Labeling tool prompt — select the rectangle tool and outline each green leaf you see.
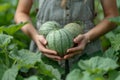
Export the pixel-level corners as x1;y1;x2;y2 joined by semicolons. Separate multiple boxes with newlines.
110;34;120;51
66;69;105;80
115;76;120;80
78;56;119;73
108;70;120;80
0;3;11;12
66;69;82;80
0;22;28;35
0;34;13;47
113;25;120;34
24;76;38;80
41;56;64;74
7;43;17;51
117;0;120;9
82;71;104;80
0;26;4;33
2;65;18;80
0;64;7;80
105;31;116;40
4;22;28;35
100;36;110;50
9;49;41;69
12;39;27;49
103;47;119;61
37;61;61;80
109;16;120;25
16;75;24;80
13;31;30;48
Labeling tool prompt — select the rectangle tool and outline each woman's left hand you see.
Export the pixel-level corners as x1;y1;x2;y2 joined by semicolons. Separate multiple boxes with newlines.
63;34;90;59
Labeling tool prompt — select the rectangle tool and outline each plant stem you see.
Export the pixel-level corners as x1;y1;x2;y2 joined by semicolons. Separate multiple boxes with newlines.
4;46;10;67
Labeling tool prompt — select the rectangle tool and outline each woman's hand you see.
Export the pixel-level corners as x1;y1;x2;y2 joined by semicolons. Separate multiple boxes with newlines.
63;34;89;59
34;34;62;61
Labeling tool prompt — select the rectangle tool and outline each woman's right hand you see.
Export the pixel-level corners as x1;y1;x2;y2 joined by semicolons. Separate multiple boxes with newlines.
34;34;62;61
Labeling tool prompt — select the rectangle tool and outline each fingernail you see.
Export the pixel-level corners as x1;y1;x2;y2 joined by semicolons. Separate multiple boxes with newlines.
74;39;77;43
44;41;47;44
74;38;76;41
64;56;67;59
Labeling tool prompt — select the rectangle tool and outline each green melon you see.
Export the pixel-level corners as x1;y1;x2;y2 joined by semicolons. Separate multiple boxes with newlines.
64;23;83;37
46;29;74;57
39;21;61;37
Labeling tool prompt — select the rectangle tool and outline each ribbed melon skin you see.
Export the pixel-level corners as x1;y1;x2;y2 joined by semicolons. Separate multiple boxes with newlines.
64;23;83;37
39;21;61;37
46;29;74;57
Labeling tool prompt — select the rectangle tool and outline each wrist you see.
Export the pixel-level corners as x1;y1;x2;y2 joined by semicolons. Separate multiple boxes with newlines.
83;33;91;44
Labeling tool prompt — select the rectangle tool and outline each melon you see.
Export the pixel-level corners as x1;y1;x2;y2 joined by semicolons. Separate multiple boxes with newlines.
64;23;83;37
39;21;83;57
46;29;74;57
39;21;61;37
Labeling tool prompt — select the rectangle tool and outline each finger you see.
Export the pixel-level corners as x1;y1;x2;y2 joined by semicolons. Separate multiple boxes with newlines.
44;53;62;61
38;46;57;55
38;35;47;45
40;47;57;55
67;46;84;53
68;38;87;53
37;40;57;55
74;35;84;43
64;51;82;59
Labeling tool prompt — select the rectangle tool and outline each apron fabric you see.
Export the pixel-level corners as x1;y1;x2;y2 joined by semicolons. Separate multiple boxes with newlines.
30;0;103;77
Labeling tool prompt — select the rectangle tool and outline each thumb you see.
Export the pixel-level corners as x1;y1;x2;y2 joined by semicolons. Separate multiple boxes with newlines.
39;35;47;45
74;35;84;43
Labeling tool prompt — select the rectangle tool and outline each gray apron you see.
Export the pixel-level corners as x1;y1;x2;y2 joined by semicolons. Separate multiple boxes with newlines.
30;0;103;73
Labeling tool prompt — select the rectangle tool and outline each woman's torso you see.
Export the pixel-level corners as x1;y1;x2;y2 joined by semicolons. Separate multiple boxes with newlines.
30;0;102;63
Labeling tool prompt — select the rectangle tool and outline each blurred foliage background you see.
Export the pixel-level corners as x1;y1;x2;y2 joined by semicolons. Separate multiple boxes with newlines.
0;0;18;26
0;0;36;49
0;0;37;26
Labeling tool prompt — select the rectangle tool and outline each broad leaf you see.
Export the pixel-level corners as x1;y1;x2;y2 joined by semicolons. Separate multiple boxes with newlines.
66;69;104;80
4;22;28;35
16;75;24;80
109;16;120;25
115;76;120;80
0;34;13;47
66;69;82;80
1;22;28;35
41;55;64;74
78;56;119;73
0;64;7;80
12;39;27;49
103;47;119;61
0;26;4;33
105;31;116;40
82;71;104;80
7;43;17;51
37;61;61;80
2;65;18;80
0;3;11;12
108;70;120;80
9;49;41;68
110;34;120;51
117;0;120;9
24;76;38;80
